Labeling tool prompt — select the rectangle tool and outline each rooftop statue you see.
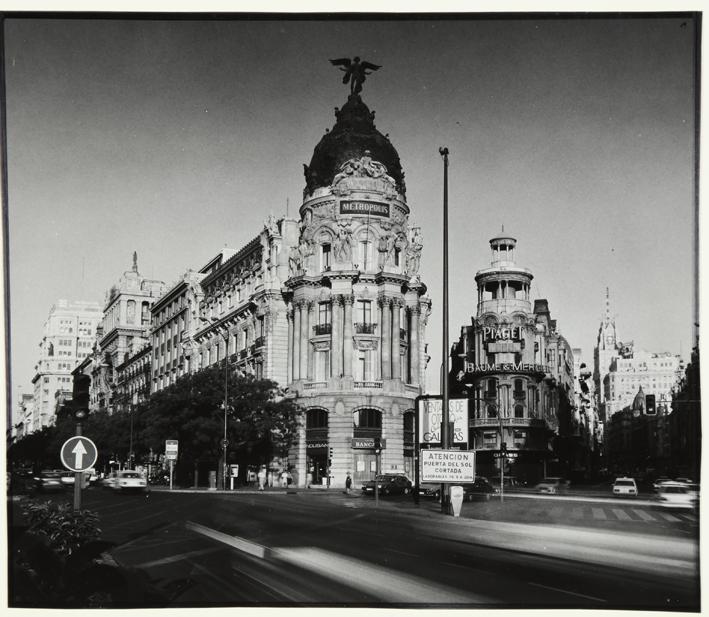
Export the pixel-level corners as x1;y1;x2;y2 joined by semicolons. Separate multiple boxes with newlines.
330;57;381;95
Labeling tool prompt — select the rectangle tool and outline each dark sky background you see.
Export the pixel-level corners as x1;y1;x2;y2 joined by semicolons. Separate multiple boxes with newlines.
4;15;697;403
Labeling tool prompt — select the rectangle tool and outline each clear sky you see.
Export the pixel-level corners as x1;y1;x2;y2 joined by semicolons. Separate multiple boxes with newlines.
4;14;697;406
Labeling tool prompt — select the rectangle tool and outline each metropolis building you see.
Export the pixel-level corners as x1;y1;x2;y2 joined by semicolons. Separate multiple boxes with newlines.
193;92;431;489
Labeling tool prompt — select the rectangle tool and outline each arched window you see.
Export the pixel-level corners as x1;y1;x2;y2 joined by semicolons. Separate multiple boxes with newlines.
514;404;524;418
353;408;382;429
306;409;328;430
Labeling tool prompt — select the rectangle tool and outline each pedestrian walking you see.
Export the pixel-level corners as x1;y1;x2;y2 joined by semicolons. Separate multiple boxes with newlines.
345;472;352;494
257;465;267;491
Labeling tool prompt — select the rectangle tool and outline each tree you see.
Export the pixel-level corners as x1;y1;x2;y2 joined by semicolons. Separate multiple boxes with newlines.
137;365;300;484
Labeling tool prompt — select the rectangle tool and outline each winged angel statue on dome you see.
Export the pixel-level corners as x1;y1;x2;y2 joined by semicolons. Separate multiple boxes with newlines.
330;57;381;95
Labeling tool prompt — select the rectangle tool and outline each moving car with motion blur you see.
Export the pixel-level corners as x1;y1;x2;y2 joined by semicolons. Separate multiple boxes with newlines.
104;470;147;492
534;477;570;494
654;482;698;508
612;477;638;497
361;474;412;496
34;470;65;492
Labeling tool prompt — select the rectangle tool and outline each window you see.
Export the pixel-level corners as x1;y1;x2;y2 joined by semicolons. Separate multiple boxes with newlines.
483;431;497;445
394;248;401;267
319;302;331;325
306;409;328;429
357;349;373;381
358;300;372;324
322;243;331;270
358;240;371;269
486;378;498;398
354;408;381;429
514;404;524;418
487;403;498;419
315;349;330;381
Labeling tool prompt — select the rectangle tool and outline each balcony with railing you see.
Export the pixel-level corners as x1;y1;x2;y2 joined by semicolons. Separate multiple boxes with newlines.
238;348;248;359
353;380;383;389
253;336;265;348
303;381;328;390
313;323;332;336
354;322;377;335
470;417;547;428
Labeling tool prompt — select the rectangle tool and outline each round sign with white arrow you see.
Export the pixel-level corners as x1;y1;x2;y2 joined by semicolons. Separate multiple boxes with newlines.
60;436;98;472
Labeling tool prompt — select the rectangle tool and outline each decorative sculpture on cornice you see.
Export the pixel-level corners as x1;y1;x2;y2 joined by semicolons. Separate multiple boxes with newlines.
264;214;279;237
342;294;355;306
289;237;313;276
333;153;395;185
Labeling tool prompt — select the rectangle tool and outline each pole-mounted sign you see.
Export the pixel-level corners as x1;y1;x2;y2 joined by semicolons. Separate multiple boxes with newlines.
165;439;179;460
60;436;98;472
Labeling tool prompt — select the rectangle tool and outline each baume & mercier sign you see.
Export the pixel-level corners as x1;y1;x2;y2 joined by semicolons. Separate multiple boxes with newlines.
462;361;549;375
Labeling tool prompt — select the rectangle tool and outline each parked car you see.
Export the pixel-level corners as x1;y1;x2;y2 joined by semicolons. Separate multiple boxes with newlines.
34;470;65;492
535;477;570;494
654;482;698;508
612;477;638;497
674;477;693;484
417;482;441;499
104;470;147;492
490;476;521;490
462;477;498;501
361;474;412;496
685;483;700;499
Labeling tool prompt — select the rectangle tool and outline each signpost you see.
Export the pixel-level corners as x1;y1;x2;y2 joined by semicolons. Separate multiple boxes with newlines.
165;440;178;490
60;436;98;511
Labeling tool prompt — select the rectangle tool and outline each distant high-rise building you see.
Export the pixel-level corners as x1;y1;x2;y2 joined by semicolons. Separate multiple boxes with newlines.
593;288;619;422
30;299;102;432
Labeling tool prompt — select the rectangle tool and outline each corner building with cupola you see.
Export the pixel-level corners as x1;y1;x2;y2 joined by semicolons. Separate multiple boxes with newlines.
450;232;575;485
190;92;431;490
287;93;431;489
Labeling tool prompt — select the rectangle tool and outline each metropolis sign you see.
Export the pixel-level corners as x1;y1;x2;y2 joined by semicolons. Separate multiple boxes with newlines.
340;201;390;218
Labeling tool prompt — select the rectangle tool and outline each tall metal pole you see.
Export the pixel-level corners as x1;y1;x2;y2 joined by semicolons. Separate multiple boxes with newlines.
128;405;134;469
73;414;84;511
223;330;229;491
439;147;450;514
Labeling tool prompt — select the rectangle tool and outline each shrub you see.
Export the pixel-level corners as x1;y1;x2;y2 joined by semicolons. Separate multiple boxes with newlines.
21;499;101;556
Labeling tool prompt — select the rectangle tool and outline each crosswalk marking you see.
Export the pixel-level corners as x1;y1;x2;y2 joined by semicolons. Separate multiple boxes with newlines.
571;507;584;518
611;508;632;520
592;508;607;520
632;509;656;522
659;512;681;522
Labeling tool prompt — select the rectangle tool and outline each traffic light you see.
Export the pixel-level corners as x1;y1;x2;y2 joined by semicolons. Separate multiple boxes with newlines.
500;441;507;453
645;394;656;415
72;374;91;414
373;437;381;454
328;446;333;465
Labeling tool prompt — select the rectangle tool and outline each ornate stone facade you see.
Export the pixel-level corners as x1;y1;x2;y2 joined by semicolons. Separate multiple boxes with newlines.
449;232;575;484
286;94;431;489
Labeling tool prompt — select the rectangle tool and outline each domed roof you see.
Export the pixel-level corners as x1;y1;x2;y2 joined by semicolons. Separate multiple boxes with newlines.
303;94;405;196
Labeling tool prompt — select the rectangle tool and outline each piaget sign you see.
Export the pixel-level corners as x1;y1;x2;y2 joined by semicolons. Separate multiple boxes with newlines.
482;325;522;341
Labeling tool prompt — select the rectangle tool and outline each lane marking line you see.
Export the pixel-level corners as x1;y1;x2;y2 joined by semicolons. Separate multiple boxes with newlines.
529;581;606;603
385;548;419;558
185;521;268;559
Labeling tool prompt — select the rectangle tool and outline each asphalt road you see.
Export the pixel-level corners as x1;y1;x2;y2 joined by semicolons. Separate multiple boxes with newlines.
9;487;700;609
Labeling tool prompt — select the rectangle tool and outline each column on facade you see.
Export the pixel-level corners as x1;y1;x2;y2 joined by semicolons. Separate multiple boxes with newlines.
343;295;353;377
286;308;293;383
300;301;310;381
306;303;315;381
330;295;342;378
409;304;420;386
293;302;302;381
392;299;402;380
380;297;391;380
